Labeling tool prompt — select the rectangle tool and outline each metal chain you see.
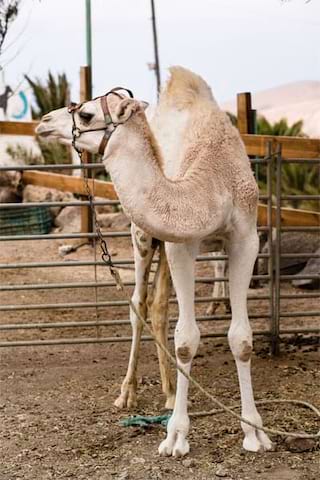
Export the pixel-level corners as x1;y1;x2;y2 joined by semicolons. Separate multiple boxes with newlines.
81;153;121;287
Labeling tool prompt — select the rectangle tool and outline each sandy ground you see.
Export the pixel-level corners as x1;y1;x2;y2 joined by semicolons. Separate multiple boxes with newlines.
0;237;319;480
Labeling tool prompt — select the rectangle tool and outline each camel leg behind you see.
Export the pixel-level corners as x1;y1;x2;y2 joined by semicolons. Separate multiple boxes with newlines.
148;242;176;409
206;250;228;315
114;224;156;408
227;221;272;452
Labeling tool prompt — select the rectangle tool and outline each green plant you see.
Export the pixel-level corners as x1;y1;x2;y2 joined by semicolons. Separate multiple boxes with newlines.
6;143;42;164
256;116;306;137
25;71;70;119
279;163;319;210
255;117;318;210
226;111;237;126
6;139;71;167
23;71;71;166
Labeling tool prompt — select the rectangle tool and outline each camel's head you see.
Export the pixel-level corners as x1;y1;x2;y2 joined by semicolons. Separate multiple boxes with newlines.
35;91;148;155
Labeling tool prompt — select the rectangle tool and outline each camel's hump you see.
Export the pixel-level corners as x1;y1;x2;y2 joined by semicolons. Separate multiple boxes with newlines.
161;66;216;109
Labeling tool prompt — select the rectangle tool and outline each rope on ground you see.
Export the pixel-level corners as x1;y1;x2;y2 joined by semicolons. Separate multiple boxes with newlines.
110;267;320;440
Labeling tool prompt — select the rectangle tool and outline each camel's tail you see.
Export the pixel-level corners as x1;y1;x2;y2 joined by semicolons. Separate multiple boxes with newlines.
160;66;217;109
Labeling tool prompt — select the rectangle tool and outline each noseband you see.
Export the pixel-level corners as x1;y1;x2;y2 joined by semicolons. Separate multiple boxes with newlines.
68;87;134;156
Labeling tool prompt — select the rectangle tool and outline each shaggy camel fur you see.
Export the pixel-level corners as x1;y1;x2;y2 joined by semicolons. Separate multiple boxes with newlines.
36;67;272;456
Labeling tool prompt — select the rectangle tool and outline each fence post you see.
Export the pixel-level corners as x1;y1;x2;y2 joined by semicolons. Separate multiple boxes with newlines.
266;141;275;354
79;66;93;237
237;92;254;134
272;144;282;355
237;92;260;287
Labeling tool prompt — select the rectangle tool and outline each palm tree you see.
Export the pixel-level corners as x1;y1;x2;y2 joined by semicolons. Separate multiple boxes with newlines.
280;161;319;210
256;117;317;210
256;116;306;137
25;71;70;119
24;71;71;165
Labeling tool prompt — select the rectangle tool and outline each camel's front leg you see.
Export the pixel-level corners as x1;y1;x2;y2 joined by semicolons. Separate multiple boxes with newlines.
114;224;155;409
148;242;176;409
159;242;200;457
227;227;272;452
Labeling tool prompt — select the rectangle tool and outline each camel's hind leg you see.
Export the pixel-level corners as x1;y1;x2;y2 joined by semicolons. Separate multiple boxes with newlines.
227;225;272;452
206;251;228;315
114;224;155;409
148;242;175;409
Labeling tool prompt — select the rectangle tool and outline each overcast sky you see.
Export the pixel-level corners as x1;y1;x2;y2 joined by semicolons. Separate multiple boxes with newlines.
2;0;319;105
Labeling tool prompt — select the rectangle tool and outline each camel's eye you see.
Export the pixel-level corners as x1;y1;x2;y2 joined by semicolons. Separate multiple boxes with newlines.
79;111;94;122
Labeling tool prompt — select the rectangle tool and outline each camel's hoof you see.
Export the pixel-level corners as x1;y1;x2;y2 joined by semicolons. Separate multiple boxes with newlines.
243;430;273;452
257;430;274;451
159;434;190;457
114;389;137;409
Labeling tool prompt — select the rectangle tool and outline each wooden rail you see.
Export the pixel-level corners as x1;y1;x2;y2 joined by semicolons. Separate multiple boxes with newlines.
258;204;319;227
22;170;320;227
242;134;320;159
0;121;38;136
22;170;118;200
1;121;319;159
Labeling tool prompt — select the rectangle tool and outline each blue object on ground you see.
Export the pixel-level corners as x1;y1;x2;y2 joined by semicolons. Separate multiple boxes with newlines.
120;414;171;427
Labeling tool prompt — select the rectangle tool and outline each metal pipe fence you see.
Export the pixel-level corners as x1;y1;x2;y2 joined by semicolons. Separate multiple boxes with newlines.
0;144;319;350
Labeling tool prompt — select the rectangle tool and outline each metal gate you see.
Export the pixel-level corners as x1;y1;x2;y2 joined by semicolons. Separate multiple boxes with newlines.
0;144;319;351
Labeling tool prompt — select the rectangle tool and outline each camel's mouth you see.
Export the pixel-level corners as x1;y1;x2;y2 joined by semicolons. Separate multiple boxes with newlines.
35;126;57;138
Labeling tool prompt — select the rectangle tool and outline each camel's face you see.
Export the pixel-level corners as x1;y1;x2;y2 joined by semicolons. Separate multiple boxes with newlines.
36;94;149;155
35;97;108;154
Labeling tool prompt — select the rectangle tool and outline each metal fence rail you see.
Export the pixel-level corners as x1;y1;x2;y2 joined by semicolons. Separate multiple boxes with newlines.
0;145;319;350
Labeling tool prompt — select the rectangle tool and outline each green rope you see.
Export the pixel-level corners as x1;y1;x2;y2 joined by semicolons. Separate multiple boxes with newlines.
120;414;171;427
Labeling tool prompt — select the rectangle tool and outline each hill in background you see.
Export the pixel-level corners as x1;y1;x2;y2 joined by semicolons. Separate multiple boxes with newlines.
222;81;320;138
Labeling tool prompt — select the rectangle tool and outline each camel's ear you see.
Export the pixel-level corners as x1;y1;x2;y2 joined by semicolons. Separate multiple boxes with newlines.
139;101;149;110
114;98;138;123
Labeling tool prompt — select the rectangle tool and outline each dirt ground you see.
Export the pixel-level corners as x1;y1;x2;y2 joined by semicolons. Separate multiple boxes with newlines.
0;237;319;480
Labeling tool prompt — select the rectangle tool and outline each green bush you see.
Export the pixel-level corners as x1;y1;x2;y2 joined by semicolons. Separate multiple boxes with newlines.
6;71;72;167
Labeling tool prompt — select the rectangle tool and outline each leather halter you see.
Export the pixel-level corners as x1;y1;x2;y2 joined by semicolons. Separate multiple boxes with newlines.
68;87;134;156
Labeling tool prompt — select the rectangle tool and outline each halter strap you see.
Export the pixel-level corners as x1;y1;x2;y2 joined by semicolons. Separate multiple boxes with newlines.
68;87;134;156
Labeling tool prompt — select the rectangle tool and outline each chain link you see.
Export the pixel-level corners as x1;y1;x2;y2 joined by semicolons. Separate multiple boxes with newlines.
81;153;120;285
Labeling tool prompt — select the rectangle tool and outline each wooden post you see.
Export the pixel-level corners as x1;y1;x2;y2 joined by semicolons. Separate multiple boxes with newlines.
79;66;93;236
237;92;260;287
237;92;254;134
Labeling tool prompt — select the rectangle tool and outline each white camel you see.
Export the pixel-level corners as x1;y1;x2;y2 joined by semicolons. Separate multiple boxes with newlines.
36;67;272;456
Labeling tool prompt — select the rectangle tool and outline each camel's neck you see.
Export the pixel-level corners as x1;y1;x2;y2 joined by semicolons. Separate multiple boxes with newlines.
103;113;217;242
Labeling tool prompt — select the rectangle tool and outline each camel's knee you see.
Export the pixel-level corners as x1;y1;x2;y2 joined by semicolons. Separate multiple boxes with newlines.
175;325;200;364
130;293;147;326
132;225;153;258
228;324;253;362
